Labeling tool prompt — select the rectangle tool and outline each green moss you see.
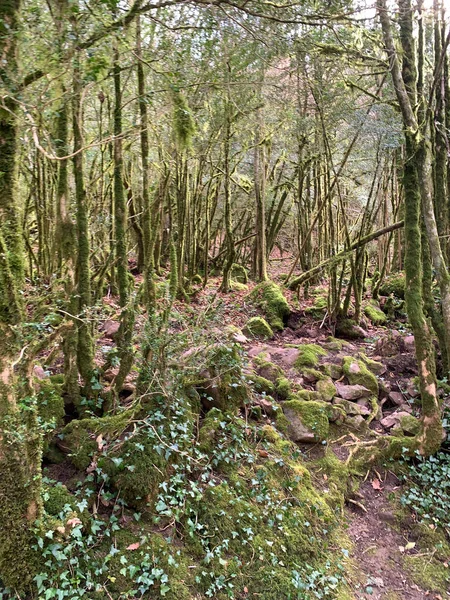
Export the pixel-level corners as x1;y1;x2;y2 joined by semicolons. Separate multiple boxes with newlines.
249;281;290;330
342;357;378;396
294;343;327;369
379;272;406;299
275;409;290;433
43;483;76;517
248;373;275;394
230;263;248;284
294;389;322;401
403;554;449;593
364;300;387;325
359;353;385;375
302;367;323;381
323;337;348;351
36;379;66;454
283;399;329;442
335;318;365;339
399;414;420;435
243;316;274;339
276;376;292;399
305;295;328;316
230;281;248;292
198;408;225;452
322;362;343;380
61;410;133;470
316;377;337;401
255;359;284;382
99;429;171;509
314;450;350;509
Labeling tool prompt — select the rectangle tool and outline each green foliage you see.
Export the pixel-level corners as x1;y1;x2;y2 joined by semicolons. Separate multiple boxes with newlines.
249;281;290;331
400;452;450;535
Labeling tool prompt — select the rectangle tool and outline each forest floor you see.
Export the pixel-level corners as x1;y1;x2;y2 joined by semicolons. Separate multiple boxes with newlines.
174;268;449;599
36;260;450;599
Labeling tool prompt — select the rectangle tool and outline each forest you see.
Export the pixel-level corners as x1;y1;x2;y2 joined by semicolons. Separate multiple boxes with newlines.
2;0;450;597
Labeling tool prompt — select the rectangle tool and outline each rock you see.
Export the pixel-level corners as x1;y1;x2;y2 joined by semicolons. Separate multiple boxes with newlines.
380;411;412;429
253;396;277;416
388;391;405;406
327;405;346;423
364;301;387;325
270;347;300;369
399;414;420;436
335;382;372;400
361;355;386;376
104;367;119;382
243;317;274;340
282;399;329;443
342;357;378;396
334;398;371;416
33;365;48;380
102;320;120;340
345;415;365;429
257;361;284;383
325;363;343;380
335;318;368;340
407;384;419;398
404;335;415;352
248;345;269;358
303;369;322;383
315;377;336;401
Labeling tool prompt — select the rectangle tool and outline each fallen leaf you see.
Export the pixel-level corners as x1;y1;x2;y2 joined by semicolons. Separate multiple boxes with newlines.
67;517;82;527
404;541;416;551
258;449;269;458
323;474;328;481
96;434;104;451
243;587;248;594
126;542;140;551
371;478;382;490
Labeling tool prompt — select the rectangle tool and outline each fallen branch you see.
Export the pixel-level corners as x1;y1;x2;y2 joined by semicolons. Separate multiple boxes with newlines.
288;220;404;290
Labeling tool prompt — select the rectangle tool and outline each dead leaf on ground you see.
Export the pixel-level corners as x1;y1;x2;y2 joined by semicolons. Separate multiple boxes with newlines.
126;542;140;551
371;478;383;490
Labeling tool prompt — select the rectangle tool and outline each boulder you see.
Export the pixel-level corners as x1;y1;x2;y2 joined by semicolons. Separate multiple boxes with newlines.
334;398;371;416
282;399;329;443
335;382;371;400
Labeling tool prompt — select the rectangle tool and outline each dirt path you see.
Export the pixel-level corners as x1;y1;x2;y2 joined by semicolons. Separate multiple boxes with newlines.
345;472;446;600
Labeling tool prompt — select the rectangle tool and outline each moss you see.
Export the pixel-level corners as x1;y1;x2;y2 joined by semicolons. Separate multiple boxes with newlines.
43;483;76;517
305;294;328;316
249;281;290;330
230;263;248;284
294;389;322;401
359;353;385;375
322;362;343;380
230;281;248;292
323;336;348;351
275;409;290;433
248;373;275;394
60;410;133;470
403;553;449;593
335;318;365;339
276;376;292;399
379;272;406;299
283;399;330;442
316;377;337;401
364;300;387;325
294;343;327;369
243;316;274;339
314;450;350;509
99;429;171;509
36;379;65;454
342;356;378;396
255;359;284;382
302;367;323;382
189;344;248;412
399;414;420;436
198;407;225;452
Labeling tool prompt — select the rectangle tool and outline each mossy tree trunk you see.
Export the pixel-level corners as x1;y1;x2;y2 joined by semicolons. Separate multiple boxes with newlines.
72;42;95;394
0;0;43;589
378;0;443;454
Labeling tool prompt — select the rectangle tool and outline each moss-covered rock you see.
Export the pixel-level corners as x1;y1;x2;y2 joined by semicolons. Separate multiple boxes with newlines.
230;263;248;284
359;353;385;376
36;378;66;456
315;377;337;402
247;373;275;394
43;483;76;517
60;410;134;471
282;399;329;443
243;316;274;339
342;357;378;396
255;359;284;383
399;414;420;436
335;318;366;339
276;377;292;399
185;343;248;412
322;362;343;380
294;344;327;369
379;272;405;299
249;281;290;330
305;295;328;316
364;300;387;325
